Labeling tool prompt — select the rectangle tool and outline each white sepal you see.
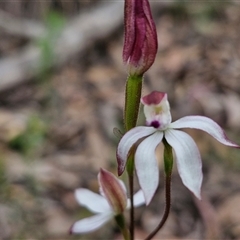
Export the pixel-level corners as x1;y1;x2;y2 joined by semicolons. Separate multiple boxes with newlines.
165;129;202;199
135;132;163;204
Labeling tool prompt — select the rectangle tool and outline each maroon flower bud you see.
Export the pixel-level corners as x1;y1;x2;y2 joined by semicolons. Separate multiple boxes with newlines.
98;168;127;214
123;0;158;75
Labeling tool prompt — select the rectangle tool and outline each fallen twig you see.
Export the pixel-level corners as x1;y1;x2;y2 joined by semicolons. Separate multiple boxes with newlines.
0;2;124;92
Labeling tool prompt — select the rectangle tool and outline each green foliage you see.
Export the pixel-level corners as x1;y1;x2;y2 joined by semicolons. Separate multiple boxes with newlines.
166;1;228;23
0;157;10;200
165;1;189;20
9;115;47;158
24;174;41;196
36;11;65;115
189;2;227;21
37;10;66;81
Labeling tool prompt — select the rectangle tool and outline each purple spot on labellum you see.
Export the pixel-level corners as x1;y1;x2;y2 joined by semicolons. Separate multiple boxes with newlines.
150;121;160;128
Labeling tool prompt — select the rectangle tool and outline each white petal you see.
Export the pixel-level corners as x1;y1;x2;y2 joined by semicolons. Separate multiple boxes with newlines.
169;116;239;147
117;126;156;175
119;179;127;193
126;190;146;209
135;132;163;205
75;189;111;213
133;190;145;207
165;129;202;199
70;212;112;234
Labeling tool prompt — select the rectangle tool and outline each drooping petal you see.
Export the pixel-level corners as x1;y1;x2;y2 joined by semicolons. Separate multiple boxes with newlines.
135;131;163;205
169;116;239;147
70;212;112;234
98;169;127;214
165;129;202;199
117;126;156;175
75;189;111;213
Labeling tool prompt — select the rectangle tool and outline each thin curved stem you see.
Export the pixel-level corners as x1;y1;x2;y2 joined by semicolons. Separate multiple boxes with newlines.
144;174;171;240
128;172;134;240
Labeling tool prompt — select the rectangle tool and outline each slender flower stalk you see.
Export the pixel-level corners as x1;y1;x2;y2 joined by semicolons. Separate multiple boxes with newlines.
124;75;141;240
117;91;240;205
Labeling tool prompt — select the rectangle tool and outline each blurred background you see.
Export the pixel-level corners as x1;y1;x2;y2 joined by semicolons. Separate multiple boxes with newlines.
0;0;240;239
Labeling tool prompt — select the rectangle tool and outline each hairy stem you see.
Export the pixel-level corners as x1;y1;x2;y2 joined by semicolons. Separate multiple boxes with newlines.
127;154;135;240
124;74;143;240
124;74;143;131
129;174;134;240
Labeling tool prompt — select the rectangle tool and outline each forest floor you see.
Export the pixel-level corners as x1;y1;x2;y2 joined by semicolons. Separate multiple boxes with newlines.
0;1;240;239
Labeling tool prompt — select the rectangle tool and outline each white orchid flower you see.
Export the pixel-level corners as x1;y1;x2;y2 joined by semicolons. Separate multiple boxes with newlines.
70;168;145;234
117;91;239;205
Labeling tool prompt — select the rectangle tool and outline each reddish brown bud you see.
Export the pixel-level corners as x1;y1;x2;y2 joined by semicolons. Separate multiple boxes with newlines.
98;168;127;214
123;0;158;75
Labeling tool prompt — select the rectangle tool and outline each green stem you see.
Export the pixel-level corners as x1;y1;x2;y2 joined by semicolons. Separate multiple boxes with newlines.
115;214;130;240
163;138;173;176
144;139;173;240
127;154;135;240
124;74;143;240
124;74;143;131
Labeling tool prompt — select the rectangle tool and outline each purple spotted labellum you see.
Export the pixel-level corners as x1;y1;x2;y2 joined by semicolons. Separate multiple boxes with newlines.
123;0;158;75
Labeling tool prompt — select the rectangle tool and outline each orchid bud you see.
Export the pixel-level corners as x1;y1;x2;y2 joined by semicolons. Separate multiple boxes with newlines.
141;91;172;130
98;168;127;214
123;0;158;75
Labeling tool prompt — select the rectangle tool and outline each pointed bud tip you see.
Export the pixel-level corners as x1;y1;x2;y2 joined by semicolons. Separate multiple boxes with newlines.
118;168;123;176
99;168;106;175
98;168;127;214
123;0;158;75
98;168;110;180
